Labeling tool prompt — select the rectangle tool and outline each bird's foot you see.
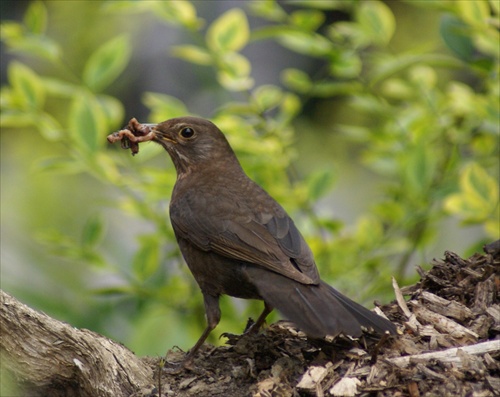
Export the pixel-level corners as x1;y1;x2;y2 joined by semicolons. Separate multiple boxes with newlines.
243;320;262;335
162;359;194;374
161;347;196;373
219;317;261;344
220;331;243;345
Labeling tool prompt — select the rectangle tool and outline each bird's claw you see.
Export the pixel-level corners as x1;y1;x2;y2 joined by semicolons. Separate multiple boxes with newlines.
161;355;196;374
162;362;190;374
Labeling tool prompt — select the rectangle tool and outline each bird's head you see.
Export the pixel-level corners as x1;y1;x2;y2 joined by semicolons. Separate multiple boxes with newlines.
151;117;238;176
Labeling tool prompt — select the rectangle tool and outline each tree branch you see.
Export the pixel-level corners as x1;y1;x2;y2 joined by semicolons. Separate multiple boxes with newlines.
0;290;152;397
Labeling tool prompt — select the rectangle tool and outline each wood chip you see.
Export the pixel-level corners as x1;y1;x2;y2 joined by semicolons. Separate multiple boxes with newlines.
392;277;412;318
388;340;500;368
419;291;473;321
409;302;479;340
329;377;361;397
296;363;331;391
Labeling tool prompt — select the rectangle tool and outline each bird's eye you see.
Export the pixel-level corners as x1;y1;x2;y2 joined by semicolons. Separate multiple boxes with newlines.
180;127;195;139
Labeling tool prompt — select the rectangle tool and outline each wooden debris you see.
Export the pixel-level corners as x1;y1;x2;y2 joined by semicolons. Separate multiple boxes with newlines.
419;290;474;321
389;340;500;368
139;242;499;396
296;363;332;391
329;377;361;396
409;302;479;341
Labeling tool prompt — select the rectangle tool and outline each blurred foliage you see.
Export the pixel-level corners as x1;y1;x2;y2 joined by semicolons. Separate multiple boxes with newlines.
1;0;498;355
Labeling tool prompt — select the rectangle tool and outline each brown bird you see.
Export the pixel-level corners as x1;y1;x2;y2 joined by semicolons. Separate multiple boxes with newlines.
130;116;396;367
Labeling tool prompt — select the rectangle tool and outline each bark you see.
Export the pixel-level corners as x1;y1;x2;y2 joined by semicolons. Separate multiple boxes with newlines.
0;290;152;397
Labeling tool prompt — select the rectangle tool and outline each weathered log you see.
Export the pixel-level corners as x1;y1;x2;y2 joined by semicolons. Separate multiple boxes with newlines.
0;290;152;397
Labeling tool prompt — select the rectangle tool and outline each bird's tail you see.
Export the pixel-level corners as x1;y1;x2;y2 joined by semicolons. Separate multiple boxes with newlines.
245;267;396;338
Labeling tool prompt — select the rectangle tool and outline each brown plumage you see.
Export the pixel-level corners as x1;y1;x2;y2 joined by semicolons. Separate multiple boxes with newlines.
149;116;396;367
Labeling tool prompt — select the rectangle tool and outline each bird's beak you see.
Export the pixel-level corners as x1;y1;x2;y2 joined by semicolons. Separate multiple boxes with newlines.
151;125;177;145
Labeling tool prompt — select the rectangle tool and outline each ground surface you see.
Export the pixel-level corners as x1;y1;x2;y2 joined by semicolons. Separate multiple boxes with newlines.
134;243;499;397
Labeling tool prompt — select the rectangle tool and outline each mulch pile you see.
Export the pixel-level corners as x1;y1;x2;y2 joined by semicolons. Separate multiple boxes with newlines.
137;242;500;397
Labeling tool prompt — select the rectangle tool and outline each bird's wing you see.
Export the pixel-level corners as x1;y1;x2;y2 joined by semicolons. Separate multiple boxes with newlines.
170;191;320;285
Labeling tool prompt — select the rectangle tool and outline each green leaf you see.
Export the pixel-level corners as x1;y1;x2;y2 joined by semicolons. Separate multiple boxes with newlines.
318;218;344;234
446;82;475;117
1;20;61;61
216;102;256;116
0;110;37;128
42;77;80;97
0;21;23;41
408;65;437;89
94;152;122;183
207;8;249;52
456;0;490;27
337;124;371;141
374;201;405;224
281;68;312;93
444;162;499;221
172;45;212;65
24;1;47;34
132;235;161;282
142;92;189;122
153;0;201;30
474;26;500;58
286;0;349;9
68;92;107;152
97;94;124;129
83;35;131;92
289;10;325;31
355;216;384;248
307;169;336;201
34;156;84;174
461;163;498;212
489;0;500;15
82;214;105;247
248;1;287;22
276;30;333;56
380;78;414;100
92;285;133;296
310;81;362;97
19;36;61;61
278;92;301;123
100;1;154;13
444;193;496;224
327;21;364;47
356;1;395;45
369;52;460;85
8;61;45;109
329;50;362;78
439;15;474;61
36;112;63;141
404;145;436;196
217;52;254;91
80;250;107;268
485;216;499;238
253;85;283;111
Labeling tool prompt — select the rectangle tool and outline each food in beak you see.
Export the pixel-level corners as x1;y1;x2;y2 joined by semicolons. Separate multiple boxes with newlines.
107;118;156;155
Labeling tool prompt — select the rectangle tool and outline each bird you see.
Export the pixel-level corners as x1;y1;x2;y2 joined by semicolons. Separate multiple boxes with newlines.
127;116;397;368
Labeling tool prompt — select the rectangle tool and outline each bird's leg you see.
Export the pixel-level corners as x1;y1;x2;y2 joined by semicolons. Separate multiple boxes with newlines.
169;293;221;371
245;302;273;334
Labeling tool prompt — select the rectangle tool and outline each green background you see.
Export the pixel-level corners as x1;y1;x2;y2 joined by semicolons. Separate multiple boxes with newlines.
1;0;498;361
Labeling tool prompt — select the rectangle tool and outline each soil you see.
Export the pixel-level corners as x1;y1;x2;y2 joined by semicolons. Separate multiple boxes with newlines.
133;242;500;397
